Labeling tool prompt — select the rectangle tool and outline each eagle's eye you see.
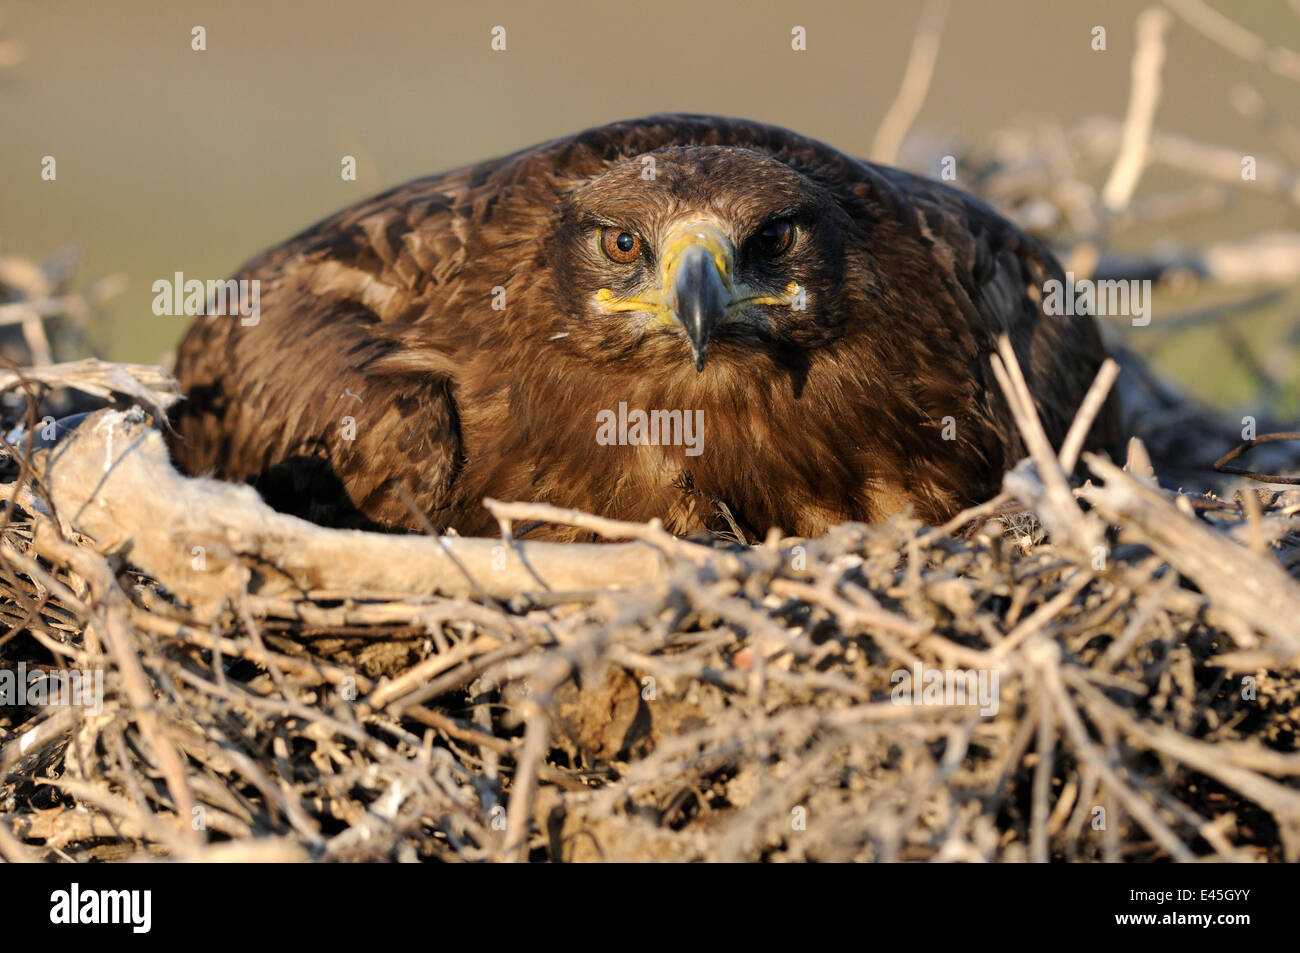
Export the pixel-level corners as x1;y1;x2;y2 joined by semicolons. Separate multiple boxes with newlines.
600;227;642;264
752;220;795;257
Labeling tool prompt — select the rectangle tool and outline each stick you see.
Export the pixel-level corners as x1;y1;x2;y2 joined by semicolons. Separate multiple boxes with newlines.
34;410;667;617
870;0;948;165
1102;8;1173;211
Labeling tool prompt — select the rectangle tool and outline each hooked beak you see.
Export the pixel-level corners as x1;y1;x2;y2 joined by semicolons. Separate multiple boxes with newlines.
671;243;730;371
662;222;734;372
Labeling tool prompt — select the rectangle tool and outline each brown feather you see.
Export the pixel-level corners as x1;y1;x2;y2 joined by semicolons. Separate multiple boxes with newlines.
169;114;1120;541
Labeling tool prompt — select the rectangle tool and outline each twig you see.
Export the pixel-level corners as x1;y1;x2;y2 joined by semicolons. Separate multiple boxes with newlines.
1164;0;1300;82
870;0;948;165
1102;8;1173;211
1213;432;1300;485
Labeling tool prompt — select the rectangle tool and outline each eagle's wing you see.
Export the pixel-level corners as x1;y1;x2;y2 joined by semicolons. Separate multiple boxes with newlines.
169;122;645;528
169;163;504;528
866;163;1120;457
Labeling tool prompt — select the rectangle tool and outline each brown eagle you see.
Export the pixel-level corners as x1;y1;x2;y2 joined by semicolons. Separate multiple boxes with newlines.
169;114;1120;541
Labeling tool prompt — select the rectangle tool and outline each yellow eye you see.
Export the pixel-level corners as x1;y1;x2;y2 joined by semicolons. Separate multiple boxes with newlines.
601;227;642;264
754;220;795;257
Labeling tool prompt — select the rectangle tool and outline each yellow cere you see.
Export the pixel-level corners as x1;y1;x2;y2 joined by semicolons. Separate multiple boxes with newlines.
658;222;735;287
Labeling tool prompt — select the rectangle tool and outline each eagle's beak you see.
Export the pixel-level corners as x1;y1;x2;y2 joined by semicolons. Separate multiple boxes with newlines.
663;223;733;372
672;244;730;371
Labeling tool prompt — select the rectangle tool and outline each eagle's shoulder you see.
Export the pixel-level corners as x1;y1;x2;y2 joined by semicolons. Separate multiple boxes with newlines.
871;165;1061;299
863;163;1116;451
230;162;494;324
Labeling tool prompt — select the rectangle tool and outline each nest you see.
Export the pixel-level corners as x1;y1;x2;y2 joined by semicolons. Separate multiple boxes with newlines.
0;344;1299;863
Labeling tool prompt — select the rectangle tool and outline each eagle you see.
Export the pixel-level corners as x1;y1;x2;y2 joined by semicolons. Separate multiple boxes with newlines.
169;114;1120;542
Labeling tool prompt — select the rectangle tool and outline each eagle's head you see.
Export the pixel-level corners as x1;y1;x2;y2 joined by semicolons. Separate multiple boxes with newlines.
546;145;854;373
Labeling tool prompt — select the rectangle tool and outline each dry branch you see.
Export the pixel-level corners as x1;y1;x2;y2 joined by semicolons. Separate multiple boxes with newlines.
0;359;179;411
1080;452;1300;660
1101;8;1172;212
32;408;665;617
870;0;948;165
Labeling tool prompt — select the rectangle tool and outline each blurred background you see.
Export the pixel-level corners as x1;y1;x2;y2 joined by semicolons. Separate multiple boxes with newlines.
2;0;1298;415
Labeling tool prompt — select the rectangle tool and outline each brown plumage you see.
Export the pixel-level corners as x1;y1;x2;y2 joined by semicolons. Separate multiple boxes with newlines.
169;114;1120;541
